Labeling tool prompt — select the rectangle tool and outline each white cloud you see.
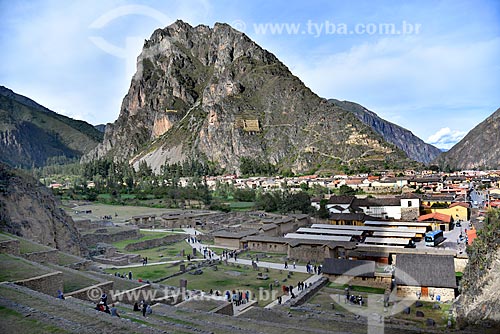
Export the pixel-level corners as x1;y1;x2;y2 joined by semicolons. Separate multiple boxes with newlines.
426;127;467;150
285;36;500;140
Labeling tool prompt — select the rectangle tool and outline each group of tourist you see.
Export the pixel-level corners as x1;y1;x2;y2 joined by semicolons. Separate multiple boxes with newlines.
306;262;322;274
141;257;149;266
95;293;120;317
113;270;133;280
221;249;238;261
133;300;152;317
225;290;250;306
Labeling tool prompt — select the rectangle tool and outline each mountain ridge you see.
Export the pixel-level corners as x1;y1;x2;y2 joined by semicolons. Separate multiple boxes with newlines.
435;108;500;170
0;86;103;168
328;99;442;164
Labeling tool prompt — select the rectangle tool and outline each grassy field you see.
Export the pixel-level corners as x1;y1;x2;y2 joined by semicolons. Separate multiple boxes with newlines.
240;250;288;264
104;263;182;281
65;203;181;224
114;239;196;263
1;233;55;254
56;252;83;266
0;233;13;242
0;306;69;333
390;300;452;328
0;254;51;281
227;201;255;211
160;264;311;306
328;282;386;294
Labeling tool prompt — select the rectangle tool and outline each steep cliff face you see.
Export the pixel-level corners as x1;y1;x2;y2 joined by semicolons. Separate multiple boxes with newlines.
436;108;500;170
455;210;500;328
328;99;442;164
0;86;103;168
85;20;414;174
0;163;85;256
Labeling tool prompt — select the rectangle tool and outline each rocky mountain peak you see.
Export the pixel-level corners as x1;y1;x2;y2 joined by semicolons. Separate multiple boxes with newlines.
84;21;414;174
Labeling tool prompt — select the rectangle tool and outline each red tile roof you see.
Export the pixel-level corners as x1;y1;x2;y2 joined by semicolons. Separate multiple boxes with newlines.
418;212;452;223
467;229;477;245
449;202;470;208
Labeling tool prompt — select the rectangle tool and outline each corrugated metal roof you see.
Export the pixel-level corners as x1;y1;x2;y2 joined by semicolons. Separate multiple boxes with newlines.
364;237;411;245
284;233;353;242
296;227;363;236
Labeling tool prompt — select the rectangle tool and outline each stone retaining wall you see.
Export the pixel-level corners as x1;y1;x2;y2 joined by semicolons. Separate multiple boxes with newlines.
111;284;152;304
212;301;234;316
14;271;63;297
83;228;140;247
124;234;187;251
0;239;20;255
66;281;114;302
23;249;58;263
397;285;455;302
93;253;141;266
67;259;93;270
288;277;329;307
323;273;392;289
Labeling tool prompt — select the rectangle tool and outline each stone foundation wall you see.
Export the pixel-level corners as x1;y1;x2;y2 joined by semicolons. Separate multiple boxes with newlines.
214;237;240;249
288;245;326;263
66;281;114;302
212;301;234;316
397;285;455;302
454;257;468;273
246;241;288;254
67;260;93;270
288;277;329;307
23;249;58;263
401;207;420;221
93;253;141;266
124;234;187;251
14;271;63;296
111;284;152;304
324;274;391;289
0;239;20;255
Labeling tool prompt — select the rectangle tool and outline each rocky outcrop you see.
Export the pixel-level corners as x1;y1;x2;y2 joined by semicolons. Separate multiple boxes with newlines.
435;108;500;170
84;20;415;174
455;210;500;328
328;99;442;164
0;163;86;256
0;86;103;168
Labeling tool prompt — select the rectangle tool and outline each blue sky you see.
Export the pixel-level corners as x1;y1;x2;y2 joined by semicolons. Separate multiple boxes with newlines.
1;0;499;149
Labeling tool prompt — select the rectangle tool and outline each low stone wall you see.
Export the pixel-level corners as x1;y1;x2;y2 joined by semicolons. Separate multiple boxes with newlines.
324;273;392;290
288;277;329;307
0;239;20;255
67;259;93;270
397;285;455;302
212;301;234;316
66;281;114;302
93;253;141;266
83;228;140;247
23;249;58;263
111;284;152;304
14;271;63;296
124;234;188;251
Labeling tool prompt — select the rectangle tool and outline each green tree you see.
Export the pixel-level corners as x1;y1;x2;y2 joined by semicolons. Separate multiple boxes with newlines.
338;184;356;195
317;198;330;219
